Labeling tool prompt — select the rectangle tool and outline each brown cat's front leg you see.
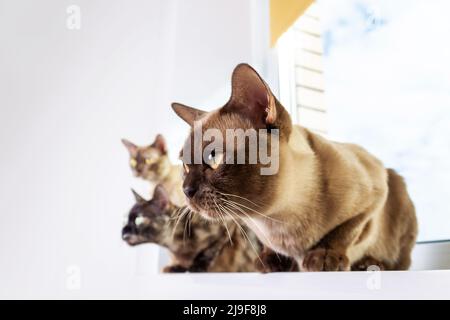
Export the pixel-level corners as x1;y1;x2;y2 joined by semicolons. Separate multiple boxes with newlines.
301;248;350;271
162;264;188;273
351;256;386;271
301;212;372;272
256;247;298;273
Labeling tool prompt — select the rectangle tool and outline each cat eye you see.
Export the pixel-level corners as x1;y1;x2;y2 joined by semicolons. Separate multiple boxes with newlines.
130;158;137;168
145;158;156;165
135;215;150;227
206;150;224;170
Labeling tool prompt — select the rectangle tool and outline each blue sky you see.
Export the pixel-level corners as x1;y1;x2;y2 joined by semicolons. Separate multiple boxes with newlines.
319;0;450;241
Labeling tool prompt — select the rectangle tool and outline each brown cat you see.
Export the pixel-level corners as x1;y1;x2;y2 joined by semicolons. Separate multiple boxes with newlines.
122;184;266;272
122;134;185;206
171;63;418;272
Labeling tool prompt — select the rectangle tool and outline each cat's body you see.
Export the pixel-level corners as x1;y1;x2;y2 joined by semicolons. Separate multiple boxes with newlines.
243;125;417;270
122;185;261;272
122;134;185;206
172;63;418;272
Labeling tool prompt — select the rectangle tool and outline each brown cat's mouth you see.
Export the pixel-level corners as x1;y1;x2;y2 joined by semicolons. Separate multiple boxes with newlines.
185;199;222;221
198;209;221;220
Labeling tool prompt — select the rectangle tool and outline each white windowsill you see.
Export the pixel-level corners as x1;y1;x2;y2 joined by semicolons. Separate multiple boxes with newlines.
96;270;450;300
73;242;450;299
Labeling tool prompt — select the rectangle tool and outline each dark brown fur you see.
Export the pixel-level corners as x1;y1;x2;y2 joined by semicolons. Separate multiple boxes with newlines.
122;185;263;272
172;63;418;272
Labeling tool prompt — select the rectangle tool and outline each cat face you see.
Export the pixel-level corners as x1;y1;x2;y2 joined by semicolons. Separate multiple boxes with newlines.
122;185;171;246
121;134;171;181
172;64;292;221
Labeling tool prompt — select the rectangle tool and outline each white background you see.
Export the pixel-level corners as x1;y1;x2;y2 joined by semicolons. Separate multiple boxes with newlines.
0;0;271;297
1;0;449;299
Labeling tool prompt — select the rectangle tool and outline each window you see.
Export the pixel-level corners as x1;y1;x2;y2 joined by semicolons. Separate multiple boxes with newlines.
278;2;328;135
277;0;450;242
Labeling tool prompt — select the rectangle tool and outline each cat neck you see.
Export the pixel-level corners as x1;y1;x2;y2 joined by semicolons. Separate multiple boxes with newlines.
268;126;322;218
148;156;173;183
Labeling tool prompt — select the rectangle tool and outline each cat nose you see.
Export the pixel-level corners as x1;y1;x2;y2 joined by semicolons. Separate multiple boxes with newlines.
122;226;133;240
183;186;197;199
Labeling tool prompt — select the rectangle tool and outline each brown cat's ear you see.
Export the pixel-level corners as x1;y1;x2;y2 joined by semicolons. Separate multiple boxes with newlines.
171;103;206;126
131;189;147;204
122;139;138;157
151;134;167;155
152;184;170;209
227;63;277;127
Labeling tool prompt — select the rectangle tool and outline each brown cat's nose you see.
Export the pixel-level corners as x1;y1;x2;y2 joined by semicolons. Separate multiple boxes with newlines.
183;186;197;199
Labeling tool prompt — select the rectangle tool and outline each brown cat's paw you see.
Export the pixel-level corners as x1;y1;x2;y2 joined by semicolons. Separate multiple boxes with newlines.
351;256;386;271
162;265;188;273
302;248;350;272
255;252;298;273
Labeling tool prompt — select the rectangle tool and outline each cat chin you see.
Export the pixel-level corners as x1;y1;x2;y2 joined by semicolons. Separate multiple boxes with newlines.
186;201;221;221
198;209;221;221
123;235;149;246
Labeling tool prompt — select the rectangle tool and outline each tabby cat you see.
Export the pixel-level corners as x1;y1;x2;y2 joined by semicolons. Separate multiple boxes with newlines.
171;63;418;272
121;134;184;206
122;184;267;272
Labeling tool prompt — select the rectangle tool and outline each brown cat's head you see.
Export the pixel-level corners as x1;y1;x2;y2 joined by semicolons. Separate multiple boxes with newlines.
122;185;173;246
171;63;292;221
121;134;171;181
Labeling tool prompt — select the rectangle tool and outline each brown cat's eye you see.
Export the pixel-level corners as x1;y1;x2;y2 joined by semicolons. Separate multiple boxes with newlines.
130;158;137;168
145;158;156;165
206;151;224;170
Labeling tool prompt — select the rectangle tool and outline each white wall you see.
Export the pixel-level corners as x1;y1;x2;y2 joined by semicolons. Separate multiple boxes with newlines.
0;0;270;298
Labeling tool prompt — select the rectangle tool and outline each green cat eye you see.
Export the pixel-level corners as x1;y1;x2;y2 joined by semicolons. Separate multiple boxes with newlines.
135;216;149;227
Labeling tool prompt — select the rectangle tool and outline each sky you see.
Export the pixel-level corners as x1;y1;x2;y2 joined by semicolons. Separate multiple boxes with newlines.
318;0;450;241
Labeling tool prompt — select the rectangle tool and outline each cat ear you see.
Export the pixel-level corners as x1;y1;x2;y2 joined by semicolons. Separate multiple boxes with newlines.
171;103;206;126
122;139;138;157
227;63;277;127
151;134;167;155
131;189;147;204
152;184;170;209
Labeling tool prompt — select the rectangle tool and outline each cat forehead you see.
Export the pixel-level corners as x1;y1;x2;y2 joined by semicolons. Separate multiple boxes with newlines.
138;147;159;157
186;111;253;143
206;108;253;130
179;107;254;159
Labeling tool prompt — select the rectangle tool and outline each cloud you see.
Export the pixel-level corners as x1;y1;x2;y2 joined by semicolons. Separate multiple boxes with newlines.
319;0;450;240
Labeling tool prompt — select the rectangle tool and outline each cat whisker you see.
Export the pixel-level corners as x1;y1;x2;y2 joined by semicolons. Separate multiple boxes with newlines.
213;198;233;245
218;204;264;268
217;191;265;208
222;200;277;256
221;197;284;224
188;211;192;237
182;210;193;244
171;207;190;240
170;206;187;221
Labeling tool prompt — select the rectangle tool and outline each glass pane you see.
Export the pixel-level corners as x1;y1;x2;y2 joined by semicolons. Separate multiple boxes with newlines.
320;0;450;241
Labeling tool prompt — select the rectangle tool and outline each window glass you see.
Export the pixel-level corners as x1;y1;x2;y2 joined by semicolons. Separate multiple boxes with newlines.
319;0;450;241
